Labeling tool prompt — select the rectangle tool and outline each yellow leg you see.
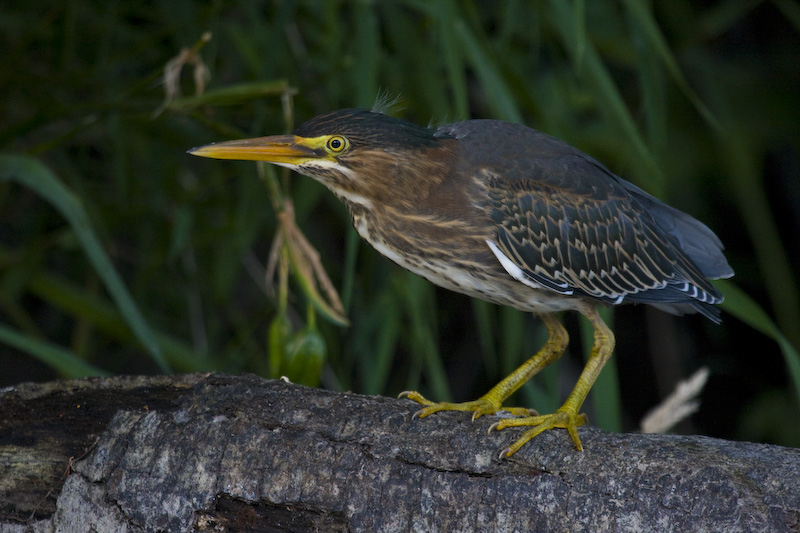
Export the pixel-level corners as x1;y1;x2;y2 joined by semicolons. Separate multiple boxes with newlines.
399;313;569;420
491;305;615;456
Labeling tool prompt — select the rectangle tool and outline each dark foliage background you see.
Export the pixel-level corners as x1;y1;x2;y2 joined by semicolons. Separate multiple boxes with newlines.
2;0;799;448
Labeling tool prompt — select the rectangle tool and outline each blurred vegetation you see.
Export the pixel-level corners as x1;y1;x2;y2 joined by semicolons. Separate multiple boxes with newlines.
1;0;799;448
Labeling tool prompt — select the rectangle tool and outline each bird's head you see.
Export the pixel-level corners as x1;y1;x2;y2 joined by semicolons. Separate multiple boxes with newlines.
190;109;454;209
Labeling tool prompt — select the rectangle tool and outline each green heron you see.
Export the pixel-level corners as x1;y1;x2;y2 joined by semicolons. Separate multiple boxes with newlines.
190;108;733;456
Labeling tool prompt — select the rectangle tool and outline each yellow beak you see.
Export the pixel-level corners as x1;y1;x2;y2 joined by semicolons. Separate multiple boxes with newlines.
188;135;320;164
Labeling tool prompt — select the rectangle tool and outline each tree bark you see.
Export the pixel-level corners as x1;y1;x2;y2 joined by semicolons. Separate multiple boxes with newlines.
1;373;798;532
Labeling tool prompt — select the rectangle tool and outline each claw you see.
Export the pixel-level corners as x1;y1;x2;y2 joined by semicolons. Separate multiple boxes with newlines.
398;390;427;402
498;447;513;460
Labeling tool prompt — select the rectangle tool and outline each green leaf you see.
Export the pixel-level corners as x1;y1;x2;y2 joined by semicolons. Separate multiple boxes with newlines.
0;154;169;372
547;0;663;191
454;17;522;123
25;272;206;373
400;273;451;401
718;280;800;409
0;323;109;378
621;0;721;130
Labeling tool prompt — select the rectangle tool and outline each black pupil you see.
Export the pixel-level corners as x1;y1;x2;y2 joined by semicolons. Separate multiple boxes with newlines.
330;138;341;149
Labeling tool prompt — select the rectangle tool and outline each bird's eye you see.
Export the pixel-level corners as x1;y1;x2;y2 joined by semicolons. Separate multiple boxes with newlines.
326;136;348;153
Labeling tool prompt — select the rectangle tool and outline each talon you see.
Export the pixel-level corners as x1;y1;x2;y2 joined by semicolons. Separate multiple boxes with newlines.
399;390;429;403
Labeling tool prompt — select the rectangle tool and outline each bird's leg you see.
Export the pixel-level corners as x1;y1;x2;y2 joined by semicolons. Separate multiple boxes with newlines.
490;305;615;456
400;313;569;420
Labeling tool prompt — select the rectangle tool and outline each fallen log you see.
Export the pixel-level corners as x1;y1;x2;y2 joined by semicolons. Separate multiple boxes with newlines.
1;373;798;532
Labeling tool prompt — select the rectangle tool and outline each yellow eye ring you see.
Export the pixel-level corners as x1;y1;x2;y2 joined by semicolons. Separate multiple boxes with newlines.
326;136;348;153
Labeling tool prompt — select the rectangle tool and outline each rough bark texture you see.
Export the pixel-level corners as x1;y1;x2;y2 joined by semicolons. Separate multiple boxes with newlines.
1;373;798;532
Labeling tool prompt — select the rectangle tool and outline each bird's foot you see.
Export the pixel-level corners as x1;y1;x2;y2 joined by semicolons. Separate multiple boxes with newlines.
398;390;535;421
489;408;588;457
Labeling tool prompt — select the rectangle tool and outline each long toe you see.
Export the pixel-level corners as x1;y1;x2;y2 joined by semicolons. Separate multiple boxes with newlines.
399;391;507;420
493;409;588;456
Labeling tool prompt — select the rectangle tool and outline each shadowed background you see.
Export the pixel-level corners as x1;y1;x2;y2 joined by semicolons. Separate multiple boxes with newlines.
1;0;799;448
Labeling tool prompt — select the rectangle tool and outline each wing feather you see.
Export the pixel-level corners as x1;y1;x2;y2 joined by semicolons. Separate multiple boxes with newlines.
442;119;731;322
481;162;724;314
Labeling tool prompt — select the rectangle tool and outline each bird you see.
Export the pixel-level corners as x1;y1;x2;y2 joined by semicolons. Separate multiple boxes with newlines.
190;108;733;457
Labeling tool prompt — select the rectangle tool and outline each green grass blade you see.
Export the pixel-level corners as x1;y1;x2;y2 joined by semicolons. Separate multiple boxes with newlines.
358;292;401;396
471;300;498;377
627;9;667;167
432;1;470;120
720;132;800;351
400;273;451;401
0;323;110;378
700;0;765;38
166;80;294;110
26;272;208;373
621;0;721;131
572;0;587;71
772;0;800;32
353;1;380;108
547;0;662;190
454;18;522;123
499;306;526;378
0;154;169;372
718;280;800;409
